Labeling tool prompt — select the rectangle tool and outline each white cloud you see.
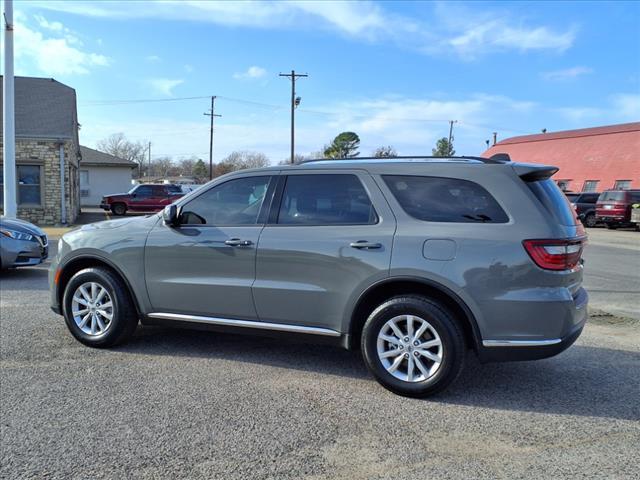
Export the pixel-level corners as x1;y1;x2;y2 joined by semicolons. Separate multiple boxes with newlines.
233;66;267;80
146;78;184;96
14;14;111;75
34;14;65;32
30;1;577;59
542;66;593;81
611;94;640;119
145;55;162;63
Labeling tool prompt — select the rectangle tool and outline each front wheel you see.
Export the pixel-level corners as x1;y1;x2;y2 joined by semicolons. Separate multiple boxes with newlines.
361;296;465;398
111;203;127;216
62;267;138;347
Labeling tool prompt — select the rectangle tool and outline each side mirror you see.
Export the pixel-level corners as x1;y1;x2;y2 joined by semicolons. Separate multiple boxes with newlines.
163;204;179;227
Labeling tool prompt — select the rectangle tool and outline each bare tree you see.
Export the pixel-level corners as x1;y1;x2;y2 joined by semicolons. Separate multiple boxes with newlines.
152;157;175;178
372;146;398;158
214;151;270;177
96;133;146;163
277;154;306;165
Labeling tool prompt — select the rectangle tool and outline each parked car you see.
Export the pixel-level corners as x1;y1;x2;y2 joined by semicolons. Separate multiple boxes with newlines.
565;192;600;227
595;189;640;229
50;156;588;397
1;217;48;269
630;204;640;231
100;184;184;216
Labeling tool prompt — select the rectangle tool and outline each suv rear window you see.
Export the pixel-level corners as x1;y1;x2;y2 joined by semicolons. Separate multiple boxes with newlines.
526;179;576;226
599;191;626;202
277;174;377;225
382;175;508;223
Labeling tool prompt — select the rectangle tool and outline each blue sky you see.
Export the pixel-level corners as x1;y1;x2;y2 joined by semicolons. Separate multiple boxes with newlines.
6;0;640;163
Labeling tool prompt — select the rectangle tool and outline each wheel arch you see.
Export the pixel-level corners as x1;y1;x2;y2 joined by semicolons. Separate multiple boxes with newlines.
349;277;482;352
56;255;143;316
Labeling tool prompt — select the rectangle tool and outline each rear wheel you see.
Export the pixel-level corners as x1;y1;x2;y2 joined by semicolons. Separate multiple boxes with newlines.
111;203;127;216
583;213;597;228
62;267;138;347
361;295;465;397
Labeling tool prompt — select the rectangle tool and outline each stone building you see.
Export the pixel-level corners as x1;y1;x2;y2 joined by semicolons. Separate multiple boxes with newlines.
1;76;81;225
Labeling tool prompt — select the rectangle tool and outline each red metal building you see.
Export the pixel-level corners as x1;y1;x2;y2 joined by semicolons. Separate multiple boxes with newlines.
483;122;640;192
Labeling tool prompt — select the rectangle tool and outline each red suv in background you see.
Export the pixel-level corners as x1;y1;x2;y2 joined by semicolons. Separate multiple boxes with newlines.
596;189;640;229
100;184;184;216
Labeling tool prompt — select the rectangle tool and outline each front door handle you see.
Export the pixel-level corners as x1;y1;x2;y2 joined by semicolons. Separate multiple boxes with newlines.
350;241;382;249
224;238;253;247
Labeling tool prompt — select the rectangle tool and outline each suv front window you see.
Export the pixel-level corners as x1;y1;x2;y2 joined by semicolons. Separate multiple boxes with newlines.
179;176;271;225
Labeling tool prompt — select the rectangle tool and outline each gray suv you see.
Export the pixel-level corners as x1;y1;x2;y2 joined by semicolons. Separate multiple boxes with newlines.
49;157;588;397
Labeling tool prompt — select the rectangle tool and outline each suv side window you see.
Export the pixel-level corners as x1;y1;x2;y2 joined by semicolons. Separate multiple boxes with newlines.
383;175;509;223
277;174;377;225
134;185;154;198
179;176;271;225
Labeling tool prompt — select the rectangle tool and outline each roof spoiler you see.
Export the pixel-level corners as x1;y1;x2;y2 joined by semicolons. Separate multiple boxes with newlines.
513;164;559;182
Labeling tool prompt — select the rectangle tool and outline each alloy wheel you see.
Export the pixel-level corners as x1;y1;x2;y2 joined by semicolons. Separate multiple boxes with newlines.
71;282;114;336
376;314;443;383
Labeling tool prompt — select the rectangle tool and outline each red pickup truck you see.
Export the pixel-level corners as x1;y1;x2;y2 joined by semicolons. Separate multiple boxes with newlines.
100;184;184;216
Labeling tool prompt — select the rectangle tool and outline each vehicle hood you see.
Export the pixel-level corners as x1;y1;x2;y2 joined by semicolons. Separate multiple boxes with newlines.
74;214;158;233
102;192;130;199
0;217;46;237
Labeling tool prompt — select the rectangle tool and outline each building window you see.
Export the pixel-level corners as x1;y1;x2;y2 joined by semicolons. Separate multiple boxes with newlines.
614;180;631;190
582;180;599;193
0;165;42;206
18;165;42;205
556;180;571;191
80;170;89;186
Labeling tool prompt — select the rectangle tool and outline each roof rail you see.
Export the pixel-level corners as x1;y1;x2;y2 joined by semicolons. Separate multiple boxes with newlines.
298;155;511;165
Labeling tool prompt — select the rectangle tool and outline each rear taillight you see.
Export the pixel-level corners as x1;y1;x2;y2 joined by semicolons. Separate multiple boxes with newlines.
523;238;586;271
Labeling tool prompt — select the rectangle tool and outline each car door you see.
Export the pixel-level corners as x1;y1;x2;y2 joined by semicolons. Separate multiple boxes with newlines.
253;171;395;332
129;185;154;211
144;174;276;319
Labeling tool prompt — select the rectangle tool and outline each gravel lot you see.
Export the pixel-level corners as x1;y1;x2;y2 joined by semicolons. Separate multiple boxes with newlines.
1;231;639;479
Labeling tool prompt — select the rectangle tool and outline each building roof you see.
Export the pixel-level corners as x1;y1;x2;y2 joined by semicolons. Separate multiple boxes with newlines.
482;122;640;191
0;76;78;139
80;146;137;167
489;122;640;146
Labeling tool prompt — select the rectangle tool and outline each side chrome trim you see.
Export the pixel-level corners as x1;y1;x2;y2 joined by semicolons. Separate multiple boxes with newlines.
482;339;562;347
147;312;341;337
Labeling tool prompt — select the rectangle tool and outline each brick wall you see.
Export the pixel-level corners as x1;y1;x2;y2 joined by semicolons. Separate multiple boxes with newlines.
0;138;80;225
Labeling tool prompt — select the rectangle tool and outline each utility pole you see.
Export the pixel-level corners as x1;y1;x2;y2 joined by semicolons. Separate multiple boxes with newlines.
448;120;458;147
204;96;221;180
279;70;308;164
3;0;17;218
147;141;151;180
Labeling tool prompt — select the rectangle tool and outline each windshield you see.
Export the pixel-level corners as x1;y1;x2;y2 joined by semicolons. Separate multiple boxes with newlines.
599;191;626;202
128;185;140;194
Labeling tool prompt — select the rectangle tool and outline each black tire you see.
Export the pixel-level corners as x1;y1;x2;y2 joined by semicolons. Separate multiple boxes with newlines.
62;267;138;347
111;203;127;216
584;213;597;228
361;295;465;398
605;223;618;230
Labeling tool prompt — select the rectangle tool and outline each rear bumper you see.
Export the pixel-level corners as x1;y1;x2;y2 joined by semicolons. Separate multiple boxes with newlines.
477;287;588;363
478;323;584;362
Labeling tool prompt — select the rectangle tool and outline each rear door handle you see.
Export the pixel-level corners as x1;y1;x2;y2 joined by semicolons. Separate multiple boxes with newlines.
350;241;382;249
224;238;253;247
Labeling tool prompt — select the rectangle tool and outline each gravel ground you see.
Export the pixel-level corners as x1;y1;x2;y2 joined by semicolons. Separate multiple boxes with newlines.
1;243;639;479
